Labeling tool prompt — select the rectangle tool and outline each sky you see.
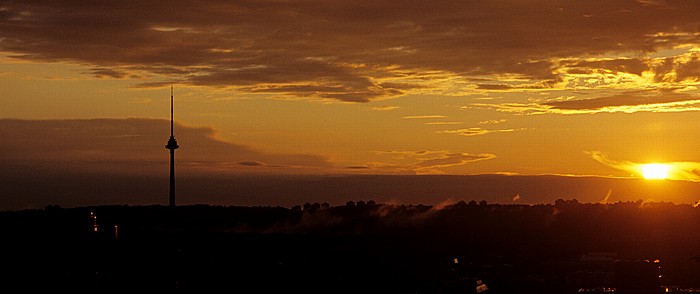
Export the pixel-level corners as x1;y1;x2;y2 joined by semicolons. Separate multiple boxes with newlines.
3;1;700;208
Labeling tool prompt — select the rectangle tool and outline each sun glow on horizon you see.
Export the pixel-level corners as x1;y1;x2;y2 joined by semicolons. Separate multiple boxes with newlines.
641;163;671;180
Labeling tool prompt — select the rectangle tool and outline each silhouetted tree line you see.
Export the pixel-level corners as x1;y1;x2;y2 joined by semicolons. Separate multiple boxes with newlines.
2;199;700;293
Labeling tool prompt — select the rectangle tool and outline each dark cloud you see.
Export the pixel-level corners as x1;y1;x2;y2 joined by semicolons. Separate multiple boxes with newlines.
476;84;514;90
654;52;700;82
238;161;265;167
0;119;331;174
475;89;700;114
90;68;131;79
566;58;650;76
346;165;370;169
2;1;700;101
378;82;426;90
476;81;557;91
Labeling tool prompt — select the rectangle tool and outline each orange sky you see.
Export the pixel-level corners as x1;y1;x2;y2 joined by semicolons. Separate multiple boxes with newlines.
3;0;700;205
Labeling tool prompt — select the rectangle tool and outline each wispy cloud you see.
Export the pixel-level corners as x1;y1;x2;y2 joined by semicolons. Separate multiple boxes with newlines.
412;152;495;172
478;119;507;125
543;93;700;110
368;150;496;174
600;189;613;204
371;105;400;111
425;122;463;125
403;115;447;119
473;91;700;114
440;128;520;137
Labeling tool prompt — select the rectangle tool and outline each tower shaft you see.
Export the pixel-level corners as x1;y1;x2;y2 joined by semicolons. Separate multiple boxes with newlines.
169;148;175;207
165;86;179;207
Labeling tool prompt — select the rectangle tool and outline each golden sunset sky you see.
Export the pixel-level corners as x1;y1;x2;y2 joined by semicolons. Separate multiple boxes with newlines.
3;0;700;207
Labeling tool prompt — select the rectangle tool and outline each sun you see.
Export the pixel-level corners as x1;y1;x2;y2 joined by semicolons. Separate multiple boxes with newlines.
641;163;671;180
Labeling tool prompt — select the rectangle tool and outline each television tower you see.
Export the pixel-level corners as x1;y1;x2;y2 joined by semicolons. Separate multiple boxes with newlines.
165;86;179;207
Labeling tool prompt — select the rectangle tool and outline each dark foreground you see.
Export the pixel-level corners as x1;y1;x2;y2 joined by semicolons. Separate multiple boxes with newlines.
2;200;700;293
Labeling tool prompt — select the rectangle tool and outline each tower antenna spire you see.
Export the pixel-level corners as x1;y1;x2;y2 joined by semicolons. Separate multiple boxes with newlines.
170;85;174;137
165;86;179;207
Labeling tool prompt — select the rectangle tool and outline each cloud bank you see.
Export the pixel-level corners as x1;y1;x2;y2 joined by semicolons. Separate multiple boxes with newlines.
474;91;700;114
2;1;700;103
0;118;331;175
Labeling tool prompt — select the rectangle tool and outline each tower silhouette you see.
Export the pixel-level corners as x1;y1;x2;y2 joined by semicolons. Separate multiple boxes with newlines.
165;86;179;207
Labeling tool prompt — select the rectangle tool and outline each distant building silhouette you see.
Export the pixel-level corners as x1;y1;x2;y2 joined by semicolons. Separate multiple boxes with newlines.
615;259;663;293
165;86;179;207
